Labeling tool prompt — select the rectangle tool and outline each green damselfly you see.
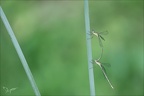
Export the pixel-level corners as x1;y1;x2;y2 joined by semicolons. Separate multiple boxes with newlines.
92;48;114;89
90;29;108;47
94;60;114;89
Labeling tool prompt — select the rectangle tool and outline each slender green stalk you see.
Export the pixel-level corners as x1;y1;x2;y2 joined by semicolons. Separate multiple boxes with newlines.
84;0;96;96
0;6;41;96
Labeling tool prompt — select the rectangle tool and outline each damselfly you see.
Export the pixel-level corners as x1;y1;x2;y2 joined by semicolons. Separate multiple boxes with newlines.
90;29;108;47
92;48;114;89
94;60;114;89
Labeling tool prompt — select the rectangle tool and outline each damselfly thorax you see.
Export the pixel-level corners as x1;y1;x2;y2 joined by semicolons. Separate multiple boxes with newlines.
94;60;101;66
91;30;99;37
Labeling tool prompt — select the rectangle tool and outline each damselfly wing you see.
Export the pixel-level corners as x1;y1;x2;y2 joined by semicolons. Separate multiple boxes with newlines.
98;30;109;35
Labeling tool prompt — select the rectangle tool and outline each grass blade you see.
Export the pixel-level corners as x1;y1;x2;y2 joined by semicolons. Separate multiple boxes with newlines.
84;0;96;96
0;6;41;96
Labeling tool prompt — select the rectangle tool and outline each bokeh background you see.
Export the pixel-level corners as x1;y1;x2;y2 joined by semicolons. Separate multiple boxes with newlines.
0;0;143;96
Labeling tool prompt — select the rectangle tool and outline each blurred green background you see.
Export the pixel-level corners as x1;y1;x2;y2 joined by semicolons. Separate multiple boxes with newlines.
0;0;143;96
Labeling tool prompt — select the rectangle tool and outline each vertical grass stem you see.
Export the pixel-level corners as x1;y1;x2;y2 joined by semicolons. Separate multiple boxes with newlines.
84;0;96;96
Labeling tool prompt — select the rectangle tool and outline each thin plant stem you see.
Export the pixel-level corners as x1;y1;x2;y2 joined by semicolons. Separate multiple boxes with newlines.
0;6;41;96
84;1;96;96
